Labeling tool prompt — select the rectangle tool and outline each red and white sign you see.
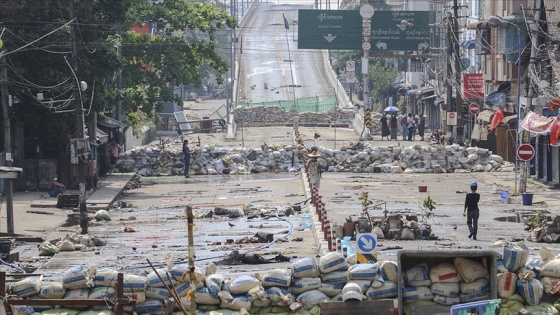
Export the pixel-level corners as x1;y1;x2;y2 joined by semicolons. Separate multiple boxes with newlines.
346;61;355;72
469;103;479;115
517;144;535;161
462;73;484;99
447;112;457;126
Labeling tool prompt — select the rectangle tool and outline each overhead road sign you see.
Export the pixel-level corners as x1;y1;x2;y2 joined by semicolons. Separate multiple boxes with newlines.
298;10;362;50
370;11;433;51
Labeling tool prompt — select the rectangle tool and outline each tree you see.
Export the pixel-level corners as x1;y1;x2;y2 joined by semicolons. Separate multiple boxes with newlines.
0;0;236;148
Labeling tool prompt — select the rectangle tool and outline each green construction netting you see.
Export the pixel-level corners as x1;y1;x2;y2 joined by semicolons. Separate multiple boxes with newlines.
233;96;338;113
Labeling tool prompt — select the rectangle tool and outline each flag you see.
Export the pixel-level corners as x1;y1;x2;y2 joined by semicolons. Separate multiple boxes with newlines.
283;14;289;30
550;117;560;146
489;106;504;131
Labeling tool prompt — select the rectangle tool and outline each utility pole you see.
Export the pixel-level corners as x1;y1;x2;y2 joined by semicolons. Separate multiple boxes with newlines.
360;4;374;140
452;0;464;146
69;0;89;234
0;24;15;234
446;12;453;140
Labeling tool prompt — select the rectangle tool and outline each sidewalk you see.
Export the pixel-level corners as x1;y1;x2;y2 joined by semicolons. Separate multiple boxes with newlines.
0;173;133;240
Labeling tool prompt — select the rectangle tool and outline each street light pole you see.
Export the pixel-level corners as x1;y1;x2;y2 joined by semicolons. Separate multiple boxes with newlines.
359;4;374;141
69;0;89;234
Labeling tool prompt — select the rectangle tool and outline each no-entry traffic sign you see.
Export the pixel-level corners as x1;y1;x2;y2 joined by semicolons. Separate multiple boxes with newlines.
469;103;479;115
517;144;535;161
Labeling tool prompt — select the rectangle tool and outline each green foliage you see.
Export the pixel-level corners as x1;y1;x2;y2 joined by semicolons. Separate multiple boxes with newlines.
421;195;436;219
528;210;546;229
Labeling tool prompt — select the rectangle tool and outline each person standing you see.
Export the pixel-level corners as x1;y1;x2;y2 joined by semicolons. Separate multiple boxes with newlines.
47;174;66;197
182;139;191;178
307;150;321;188
380;115;390;140
464;181;480;240
418;114;426;141
390;114;398;140
109;139;121;168
401;115;408;140
407;114;415;141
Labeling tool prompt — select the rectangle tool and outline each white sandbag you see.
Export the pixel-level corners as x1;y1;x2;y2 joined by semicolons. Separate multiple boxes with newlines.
318;283;343;297
460;278;489;294
11;277;42;298
365;281;397;300
94;268;118;287
229;275;260;294
460;291;489;303
42;308;80;315
266;287;295;306
429;263;460;283
430;282;459;298
540;276;560;295
373;226;385;239
196;287;220;305
348;263;378;280
38;282;66;299
10;305;34;315
370;274;385;288
123;274;147;292
177;295;192;311
318;252;348;273
146;268;173;288
62;266;94;289
541;259;560;278
453;257;488;283
331;293;343;302
135;298;164;314
296;290;329;310
320;270;349;285
64;288;90;308
123;291;146;304
77;310;111;315
88;286;115;299
539;247;555;263
247;286;270;308
170;264;204;283
405;264;431;287
503;242;529;272
145;286;172;300
496;260;508;274
346;280;372;292
175;281;197;297
291;258;319;278
379;261;398;282
259;269;292;288
497;272;518;299
402;286;433;304
346;254;357;266
516;278;543;305
432;295;460;306
291;277;321;294
206;274;225;297
218;291;252;311
400;227;415;240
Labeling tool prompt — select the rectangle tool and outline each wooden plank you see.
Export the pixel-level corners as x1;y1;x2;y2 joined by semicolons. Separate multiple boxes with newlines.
321;300;394;315
56;194;80;208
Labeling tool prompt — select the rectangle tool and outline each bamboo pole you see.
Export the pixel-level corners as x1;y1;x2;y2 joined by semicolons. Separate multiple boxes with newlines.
186;205;197;315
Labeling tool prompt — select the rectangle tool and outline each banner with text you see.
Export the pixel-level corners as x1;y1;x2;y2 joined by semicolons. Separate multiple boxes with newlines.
462;73;484;100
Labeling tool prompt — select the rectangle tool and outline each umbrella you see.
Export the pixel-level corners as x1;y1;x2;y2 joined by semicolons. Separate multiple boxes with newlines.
383;106;399;113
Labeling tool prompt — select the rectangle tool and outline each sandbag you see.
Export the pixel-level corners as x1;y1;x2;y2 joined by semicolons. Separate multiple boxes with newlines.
229;275;261;294
503;242;529;272
206;274;225;297
291;258;319;278
379;261;398;282
540;276;560;295
525;303;559;315
373;226;385;239
64;288;90;308
11;277;42;298
196;287;221;305
430;282;459;297
541;258;560;278
318;252;348;274
346;280;372;292
318;283;343;298
62;266;94;289
247;286;270;308
400;227;415;240
10;305;34;315
94;268;118;287
405;263;431;287
266;287;295;306
145;286;172;300
218;291;252;311
38;282;66;299
348;263;378;280
402;300;439;315
320;270;349;285
259;269;292;288
498;294;525;315
146;268;173;288
135;298;164;314
296;290;329;310
432;294;460;306
516;278;543;305
170;264;205;283
123;291;146;304
429;263;460;283
365;281;397;300
88;286;115;299
454;257;488;283
460;291;489;303
291;277;321;294
123;274;147;292
42;308;80;315
497;272;518;299
460;278;489;294
403;286;433;304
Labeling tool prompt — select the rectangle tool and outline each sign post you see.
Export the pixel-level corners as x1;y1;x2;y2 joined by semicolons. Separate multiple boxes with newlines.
356;233;378;263
469;103;479;115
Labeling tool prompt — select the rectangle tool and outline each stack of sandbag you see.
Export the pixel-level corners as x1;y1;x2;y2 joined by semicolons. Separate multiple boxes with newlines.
317;252;349;302
218;275;260;312
402;263;433;305
454;257;490;303
290;257;321;296
429;263;461;306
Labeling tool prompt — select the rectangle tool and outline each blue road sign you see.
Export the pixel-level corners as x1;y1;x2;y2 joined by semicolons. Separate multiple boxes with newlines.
356;233;377;254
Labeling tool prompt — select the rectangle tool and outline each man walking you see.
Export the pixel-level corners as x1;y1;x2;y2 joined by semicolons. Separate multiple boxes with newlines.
464;181;480;240
182;139;191;178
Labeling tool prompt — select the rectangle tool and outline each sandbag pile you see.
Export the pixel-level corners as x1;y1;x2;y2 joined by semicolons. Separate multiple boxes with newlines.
233;106;356;127
114;141;514;176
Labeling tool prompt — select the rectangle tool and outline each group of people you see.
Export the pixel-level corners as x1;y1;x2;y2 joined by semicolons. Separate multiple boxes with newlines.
379;113;426;141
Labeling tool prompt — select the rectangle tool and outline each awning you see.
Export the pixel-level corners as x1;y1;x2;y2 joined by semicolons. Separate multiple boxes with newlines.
467;21;490;30
460;38;476;49
406;87;433;97
98;116;128;131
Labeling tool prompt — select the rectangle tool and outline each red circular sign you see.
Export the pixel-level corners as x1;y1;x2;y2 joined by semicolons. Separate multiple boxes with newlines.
469;103;479;115
517;144;535;161
449;113;456;119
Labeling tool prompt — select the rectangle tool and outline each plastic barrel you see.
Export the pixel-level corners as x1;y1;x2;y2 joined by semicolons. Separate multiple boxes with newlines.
522;193;533;206
0;241;11;256
500;191;509;204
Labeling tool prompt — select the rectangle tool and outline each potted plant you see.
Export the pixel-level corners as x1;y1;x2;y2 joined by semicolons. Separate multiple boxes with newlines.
420;194;437;221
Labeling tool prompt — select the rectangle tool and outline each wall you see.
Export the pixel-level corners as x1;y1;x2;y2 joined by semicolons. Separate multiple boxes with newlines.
233;106;356;127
